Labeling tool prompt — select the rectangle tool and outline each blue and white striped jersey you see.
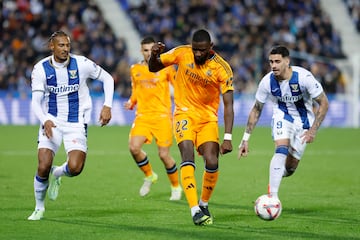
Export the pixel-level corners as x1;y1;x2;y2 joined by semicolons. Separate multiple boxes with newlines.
255;66;323;129
31;54;102;124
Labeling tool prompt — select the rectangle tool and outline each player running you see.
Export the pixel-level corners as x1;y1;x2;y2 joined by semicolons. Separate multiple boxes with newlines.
149;29;234;225
28;30;114;220
238;45;329;202
124;36;181;200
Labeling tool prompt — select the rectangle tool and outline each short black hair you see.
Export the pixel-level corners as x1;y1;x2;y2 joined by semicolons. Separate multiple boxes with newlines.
141;36;156;45
48;30;69;43
270;45;290;57
192;29;211;43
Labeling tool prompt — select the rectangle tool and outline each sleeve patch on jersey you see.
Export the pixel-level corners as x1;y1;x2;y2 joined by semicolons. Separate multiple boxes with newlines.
226;77;233;87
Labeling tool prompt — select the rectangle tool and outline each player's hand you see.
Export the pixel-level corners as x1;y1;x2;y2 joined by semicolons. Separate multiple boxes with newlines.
124;100;134;110
151;42;165;56
301;129;316;144
220;140;233;155
99;105;112;126
238;140;249;159
43;120;56;139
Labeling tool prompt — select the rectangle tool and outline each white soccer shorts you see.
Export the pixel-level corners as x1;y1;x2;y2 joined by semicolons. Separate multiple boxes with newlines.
271;116;307;160
37;120;88;154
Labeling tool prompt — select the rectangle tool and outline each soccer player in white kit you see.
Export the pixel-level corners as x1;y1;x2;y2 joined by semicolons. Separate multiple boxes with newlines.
28;31;114;220
238;45;329;201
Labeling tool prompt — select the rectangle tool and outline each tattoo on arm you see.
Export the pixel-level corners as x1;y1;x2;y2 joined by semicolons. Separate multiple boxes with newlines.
246;100;264;134
312;92;329;132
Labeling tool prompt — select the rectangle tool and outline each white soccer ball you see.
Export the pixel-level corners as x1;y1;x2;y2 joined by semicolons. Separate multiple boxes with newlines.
254;194;282;220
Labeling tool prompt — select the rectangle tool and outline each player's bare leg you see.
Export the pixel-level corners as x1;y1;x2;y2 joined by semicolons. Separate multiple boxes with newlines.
283;154;300;177
28;148;53;220
158;146;181;200
130;136;158;196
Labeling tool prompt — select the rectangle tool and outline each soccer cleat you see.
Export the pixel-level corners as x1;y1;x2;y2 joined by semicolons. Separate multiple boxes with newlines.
48;166;62;201
27;209;45;221
192;210;211;226
139;172;158;197
199;205;213;225
169;186;182;201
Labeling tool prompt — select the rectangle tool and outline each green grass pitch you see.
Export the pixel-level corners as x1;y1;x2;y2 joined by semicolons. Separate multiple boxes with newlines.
0;125;359;240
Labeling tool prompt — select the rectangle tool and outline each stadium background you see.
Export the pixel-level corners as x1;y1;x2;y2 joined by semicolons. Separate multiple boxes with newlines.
1;0;359;127
1;2;359;239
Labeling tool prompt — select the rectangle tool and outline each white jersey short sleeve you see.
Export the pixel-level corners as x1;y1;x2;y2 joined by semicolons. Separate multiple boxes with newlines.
255;66;323;129
31;54;103;124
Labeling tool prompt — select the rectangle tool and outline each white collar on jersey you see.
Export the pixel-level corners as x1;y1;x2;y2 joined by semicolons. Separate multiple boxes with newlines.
49;55;70;68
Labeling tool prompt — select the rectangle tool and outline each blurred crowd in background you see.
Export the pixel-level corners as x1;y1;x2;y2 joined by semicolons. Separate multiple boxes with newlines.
1;0;356;99
1;0;131;98
344;0;360;32
122;0;348;94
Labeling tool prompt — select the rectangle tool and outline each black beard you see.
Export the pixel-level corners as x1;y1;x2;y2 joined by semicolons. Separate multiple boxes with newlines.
195;58;206;65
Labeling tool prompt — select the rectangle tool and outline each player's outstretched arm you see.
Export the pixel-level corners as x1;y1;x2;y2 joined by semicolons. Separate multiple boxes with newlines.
148;42;166;72
220;90;234;155
238;100;264;159
302;92;329;143
96;68;114;126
